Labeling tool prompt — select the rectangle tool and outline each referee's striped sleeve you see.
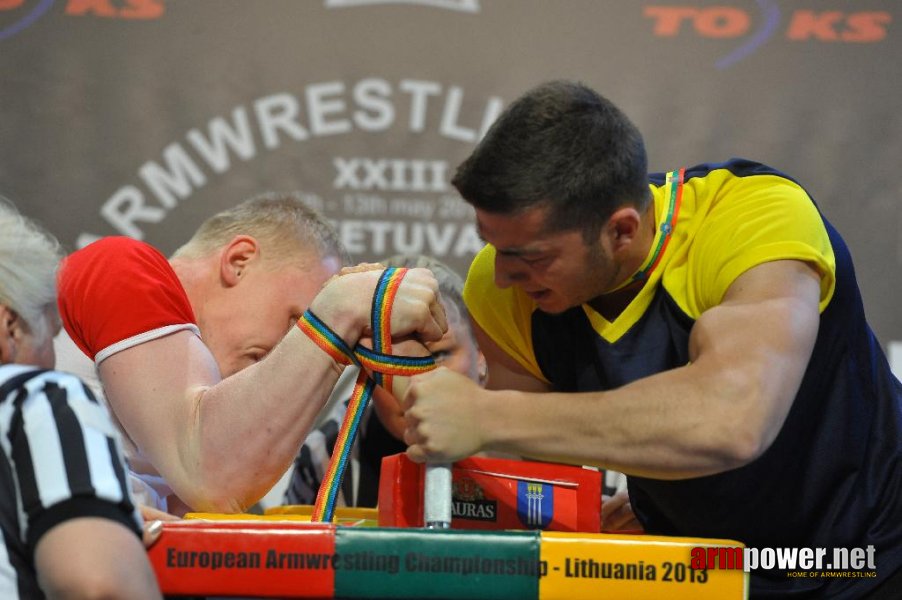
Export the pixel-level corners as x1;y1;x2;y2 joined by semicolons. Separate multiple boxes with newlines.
1;370;139;549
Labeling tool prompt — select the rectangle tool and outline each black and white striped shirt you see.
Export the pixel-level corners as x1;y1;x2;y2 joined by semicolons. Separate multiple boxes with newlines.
0;364;141;599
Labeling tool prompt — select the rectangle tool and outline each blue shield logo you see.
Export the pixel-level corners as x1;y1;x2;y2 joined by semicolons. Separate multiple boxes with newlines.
517;481;553;529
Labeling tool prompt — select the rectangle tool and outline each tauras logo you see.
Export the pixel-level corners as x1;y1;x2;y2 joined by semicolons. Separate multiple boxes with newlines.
452;499;497;521
452;477;497;522
325;0;479;13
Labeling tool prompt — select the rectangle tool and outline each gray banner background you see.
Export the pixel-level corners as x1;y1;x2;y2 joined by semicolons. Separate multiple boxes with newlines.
2;0;900;354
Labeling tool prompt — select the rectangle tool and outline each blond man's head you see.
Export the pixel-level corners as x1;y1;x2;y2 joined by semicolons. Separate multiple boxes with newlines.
173;192;348;267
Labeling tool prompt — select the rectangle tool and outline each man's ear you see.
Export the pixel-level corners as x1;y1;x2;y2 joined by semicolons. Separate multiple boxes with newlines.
219;235;260;287
605;206;642;255
476;351;488;387
0;305;18;364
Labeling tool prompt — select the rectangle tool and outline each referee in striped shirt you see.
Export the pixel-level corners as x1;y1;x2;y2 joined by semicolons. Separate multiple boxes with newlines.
0;199;161;599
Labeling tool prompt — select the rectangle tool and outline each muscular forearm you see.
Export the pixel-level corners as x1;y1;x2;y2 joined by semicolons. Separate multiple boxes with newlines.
458;261;820;480
479;362;771;480
188;328;346;511
173;269;443;512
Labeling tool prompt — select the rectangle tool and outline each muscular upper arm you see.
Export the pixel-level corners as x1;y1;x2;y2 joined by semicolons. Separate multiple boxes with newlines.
688;259;822;454
472;319;551;393
98;331;221;499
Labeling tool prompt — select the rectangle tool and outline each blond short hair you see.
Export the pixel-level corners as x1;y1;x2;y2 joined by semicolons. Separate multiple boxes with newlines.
173;192;349;265
0;198;63;345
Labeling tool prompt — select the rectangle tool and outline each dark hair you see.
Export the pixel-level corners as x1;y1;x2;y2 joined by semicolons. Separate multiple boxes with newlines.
451;80;650;240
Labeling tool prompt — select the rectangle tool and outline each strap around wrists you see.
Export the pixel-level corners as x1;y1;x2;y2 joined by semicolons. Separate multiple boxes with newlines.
296;309;358;366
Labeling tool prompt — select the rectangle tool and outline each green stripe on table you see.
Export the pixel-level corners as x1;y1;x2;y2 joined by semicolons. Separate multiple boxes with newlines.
335;528;540;599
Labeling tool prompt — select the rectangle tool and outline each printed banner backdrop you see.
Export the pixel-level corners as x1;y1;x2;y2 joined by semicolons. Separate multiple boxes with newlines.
1;1;900;352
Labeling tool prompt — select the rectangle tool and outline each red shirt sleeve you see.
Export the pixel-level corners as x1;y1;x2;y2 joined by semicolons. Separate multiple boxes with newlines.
57;237;199;362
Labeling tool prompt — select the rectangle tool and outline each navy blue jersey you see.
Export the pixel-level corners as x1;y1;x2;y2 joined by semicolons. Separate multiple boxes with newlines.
466;159;902;598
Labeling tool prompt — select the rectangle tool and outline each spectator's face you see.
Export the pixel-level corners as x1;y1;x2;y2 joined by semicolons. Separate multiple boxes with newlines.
424;302;483;383
203;253;341;377
476;206;614;314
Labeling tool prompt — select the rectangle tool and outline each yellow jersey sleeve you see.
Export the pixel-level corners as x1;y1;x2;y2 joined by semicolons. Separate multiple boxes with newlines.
670;171;836;316
463;245;549;383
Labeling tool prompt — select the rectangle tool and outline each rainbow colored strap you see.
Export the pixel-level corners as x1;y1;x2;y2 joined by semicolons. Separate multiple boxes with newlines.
296;310;359;366
297;267;436;522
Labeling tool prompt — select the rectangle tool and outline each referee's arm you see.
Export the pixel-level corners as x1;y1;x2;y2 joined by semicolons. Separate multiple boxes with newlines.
9;371;161;599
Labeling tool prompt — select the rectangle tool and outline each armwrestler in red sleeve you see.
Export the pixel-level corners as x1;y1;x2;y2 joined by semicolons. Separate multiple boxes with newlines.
57;192;446;515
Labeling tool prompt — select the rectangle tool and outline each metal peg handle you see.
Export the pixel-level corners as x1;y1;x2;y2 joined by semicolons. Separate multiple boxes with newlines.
424;463;452;529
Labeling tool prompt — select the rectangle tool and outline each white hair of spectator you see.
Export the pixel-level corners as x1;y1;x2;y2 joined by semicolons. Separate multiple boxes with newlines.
0;198;63;345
